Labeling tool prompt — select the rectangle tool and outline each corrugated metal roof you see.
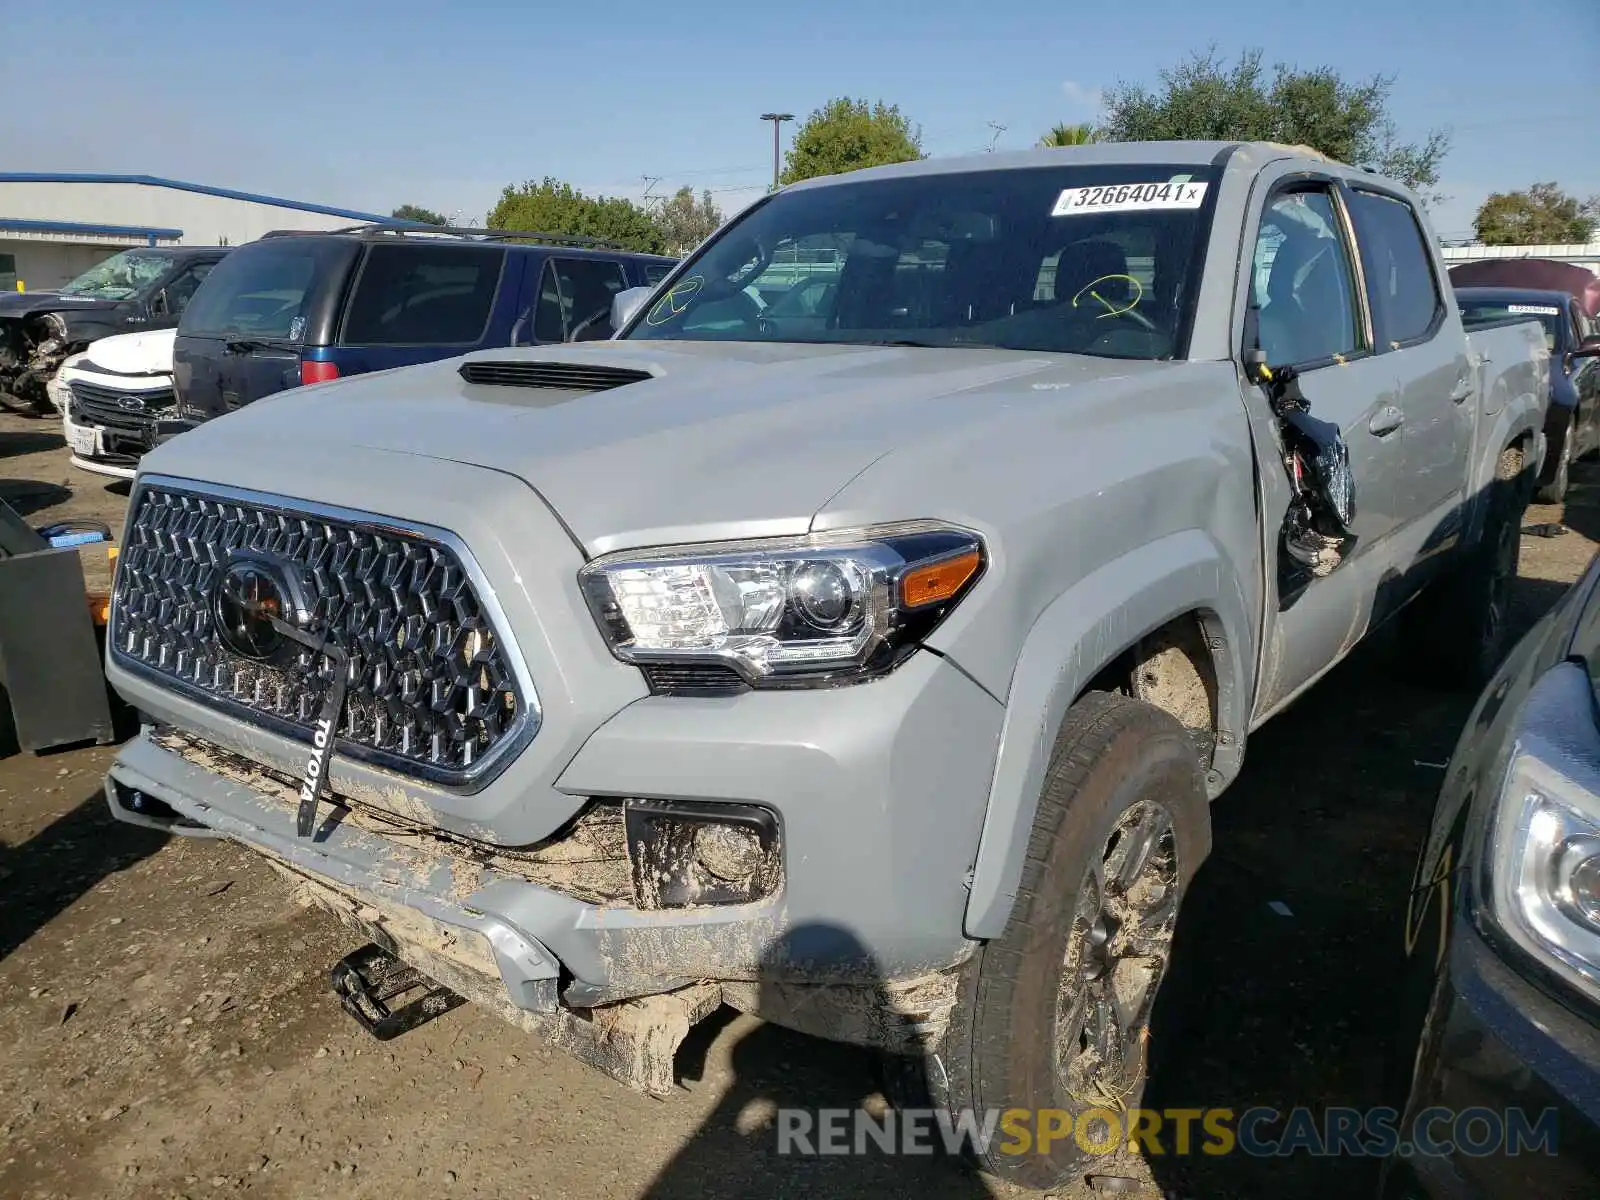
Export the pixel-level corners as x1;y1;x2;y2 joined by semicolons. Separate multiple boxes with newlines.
0;217;183;239
0;173;391;223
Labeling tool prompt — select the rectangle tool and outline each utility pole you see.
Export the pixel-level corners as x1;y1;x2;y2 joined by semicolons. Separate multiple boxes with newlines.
986;122;1007;152
640;175;663;213
760;112;794;191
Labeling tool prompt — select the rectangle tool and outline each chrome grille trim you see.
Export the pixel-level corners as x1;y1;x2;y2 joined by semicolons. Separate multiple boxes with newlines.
110;475;540;791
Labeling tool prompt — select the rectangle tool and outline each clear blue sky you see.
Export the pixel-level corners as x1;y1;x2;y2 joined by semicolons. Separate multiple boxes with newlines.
3;0;1596;238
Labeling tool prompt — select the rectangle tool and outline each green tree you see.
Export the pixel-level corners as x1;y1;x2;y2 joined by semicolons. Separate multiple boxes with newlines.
1038;122;1099;148
1474;183;1599;246
1099;48;1451;200
390;204;449;226
780;98;924;185
654;186;724;255
488;178;664;253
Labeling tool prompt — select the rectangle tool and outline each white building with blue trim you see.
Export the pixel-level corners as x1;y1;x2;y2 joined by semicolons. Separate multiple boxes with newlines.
0;173;392;291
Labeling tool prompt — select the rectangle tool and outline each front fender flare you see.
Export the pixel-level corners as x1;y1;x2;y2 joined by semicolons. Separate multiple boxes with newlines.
962;530;1250;939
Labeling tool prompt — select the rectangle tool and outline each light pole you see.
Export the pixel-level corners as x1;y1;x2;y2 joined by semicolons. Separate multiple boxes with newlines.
760;112;793;191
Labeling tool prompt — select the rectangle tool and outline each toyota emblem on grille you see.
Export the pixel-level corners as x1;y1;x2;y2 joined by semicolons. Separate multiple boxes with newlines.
117;396;146;411
212;557;301;660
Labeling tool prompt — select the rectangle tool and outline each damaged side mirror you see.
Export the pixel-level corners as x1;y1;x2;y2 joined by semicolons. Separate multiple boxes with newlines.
149;290;169;318
1245;348;1358;596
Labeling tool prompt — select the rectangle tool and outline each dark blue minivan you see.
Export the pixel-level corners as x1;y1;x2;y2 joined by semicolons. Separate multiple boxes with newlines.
171;225;675;426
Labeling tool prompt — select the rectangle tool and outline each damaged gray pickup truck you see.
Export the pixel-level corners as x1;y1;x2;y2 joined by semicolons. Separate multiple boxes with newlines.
104;142;1548;1188
0;246;226;414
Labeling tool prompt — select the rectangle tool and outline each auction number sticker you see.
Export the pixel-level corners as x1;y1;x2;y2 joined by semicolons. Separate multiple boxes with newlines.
1508;304;1561;315
1052;180;1208;216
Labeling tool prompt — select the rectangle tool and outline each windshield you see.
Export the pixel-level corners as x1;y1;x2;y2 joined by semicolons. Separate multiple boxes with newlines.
1458;300;1566;352
60;251;170;300
623;164;1219;359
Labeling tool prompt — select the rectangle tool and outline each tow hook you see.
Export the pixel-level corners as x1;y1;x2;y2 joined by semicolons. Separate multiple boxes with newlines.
329;942;465;1040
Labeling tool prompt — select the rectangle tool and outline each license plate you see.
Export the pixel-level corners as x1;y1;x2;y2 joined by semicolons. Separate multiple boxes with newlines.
66;423;100;457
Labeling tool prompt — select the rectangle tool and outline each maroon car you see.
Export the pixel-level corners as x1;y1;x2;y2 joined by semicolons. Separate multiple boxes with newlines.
1448;257;1600;320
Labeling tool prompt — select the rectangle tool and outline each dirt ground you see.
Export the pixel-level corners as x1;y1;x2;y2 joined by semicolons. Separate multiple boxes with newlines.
3;407;1597;1200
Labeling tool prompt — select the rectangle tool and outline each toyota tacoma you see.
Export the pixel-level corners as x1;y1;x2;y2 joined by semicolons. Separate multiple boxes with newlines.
104;142;1549;1188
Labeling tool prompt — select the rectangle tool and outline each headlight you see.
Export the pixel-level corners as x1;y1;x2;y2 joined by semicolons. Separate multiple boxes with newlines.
1489;747;1600;1003
578;522;984;688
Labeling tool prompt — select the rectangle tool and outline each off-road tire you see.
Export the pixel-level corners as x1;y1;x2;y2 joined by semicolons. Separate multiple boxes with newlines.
924;692;1210;1190
0;389;50;418
1535;414;1573;504
1402;444;1526;690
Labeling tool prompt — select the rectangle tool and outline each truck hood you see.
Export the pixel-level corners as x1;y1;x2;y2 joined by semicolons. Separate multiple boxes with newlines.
146;340;1176;555
0;291;118;321
74;327;176;377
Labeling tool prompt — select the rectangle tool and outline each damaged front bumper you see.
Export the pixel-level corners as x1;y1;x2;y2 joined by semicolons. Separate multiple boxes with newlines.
0;317;73;404
105;703;977;1094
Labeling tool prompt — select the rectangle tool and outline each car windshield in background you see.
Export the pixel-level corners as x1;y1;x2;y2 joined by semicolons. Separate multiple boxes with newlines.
179;238;355;342
59;251;170;300
1459;301;1563;352
623;164;1219;359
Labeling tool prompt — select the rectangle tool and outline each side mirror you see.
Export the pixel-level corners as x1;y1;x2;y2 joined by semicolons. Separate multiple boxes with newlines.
1572;335;1600;360
611;286;653;333
150;290;169;317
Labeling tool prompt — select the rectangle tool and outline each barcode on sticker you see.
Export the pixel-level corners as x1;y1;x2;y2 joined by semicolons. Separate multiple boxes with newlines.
1052;181;1208;216
1508;304;1561;315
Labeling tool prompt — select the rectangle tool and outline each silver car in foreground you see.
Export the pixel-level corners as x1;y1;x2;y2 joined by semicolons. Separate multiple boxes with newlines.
104;142;1548;1188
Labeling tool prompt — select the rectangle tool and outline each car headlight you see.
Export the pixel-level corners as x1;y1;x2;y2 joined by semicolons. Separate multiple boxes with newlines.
578;521;984;687
1489;746;1600;1003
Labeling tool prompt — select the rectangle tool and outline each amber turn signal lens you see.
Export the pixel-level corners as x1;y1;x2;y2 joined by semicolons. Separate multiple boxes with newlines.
900;549;981;609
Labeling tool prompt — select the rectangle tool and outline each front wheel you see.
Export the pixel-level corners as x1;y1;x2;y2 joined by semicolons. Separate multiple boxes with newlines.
926;692;1210;1190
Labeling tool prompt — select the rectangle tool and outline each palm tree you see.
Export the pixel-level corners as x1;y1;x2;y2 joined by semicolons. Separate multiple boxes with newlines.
1038;122;1099;148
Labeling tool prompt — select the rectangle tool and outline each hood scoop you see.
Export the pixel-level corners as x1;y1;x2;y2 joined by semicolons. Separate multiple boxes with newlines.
459;360;654;393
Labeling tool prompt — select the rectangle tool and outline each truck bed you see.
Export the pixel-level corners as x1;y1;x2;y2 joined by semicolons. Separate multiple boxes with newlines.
1466;318;1550;422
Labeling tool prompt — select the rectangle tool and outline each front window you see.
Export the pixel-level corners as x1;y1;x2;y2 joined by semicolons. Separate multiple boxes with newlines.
59;250;171;300
623;164;1220;360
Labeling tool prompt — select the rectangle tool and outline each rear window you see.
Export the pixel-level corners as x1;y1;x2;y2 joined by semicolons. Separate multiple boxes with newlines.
1346;190;1442;347
340;244;504;345
1459;299;1564;352
180;238;356;342
642;262;674;286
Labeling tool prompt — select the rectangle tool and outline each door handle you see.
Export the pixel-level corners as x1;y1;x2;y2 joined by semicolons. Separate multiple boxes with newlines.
1368;405;1405;437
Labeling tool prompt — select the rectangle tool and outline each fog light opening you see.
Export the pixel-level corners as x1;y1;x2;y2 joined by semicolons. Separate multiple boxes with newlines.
623;799;782;910
694;823;764;881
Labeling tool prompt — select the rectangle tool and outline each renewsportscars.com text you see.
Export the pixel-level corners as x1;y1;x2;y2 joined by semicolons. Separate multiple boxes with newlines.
775;1105;1558;1159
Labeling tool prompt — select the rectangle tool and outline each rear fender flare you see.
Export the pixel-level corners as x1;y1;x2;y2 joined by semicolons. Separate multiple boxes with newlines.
1470;388;1543;537
962;530;1250;939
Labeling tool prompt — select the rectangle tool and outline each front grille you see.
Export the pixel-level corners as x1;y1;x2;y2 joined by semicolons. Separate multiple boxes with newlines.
111;484;533;786
458;360;652;392
69;380;174;434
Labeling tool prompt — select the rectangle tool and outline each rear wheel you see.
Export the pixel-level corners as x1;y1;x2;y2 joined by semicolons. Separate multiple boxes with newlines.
1401;444;1525;689
1535;414;1574;504
924;692;1209;1190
